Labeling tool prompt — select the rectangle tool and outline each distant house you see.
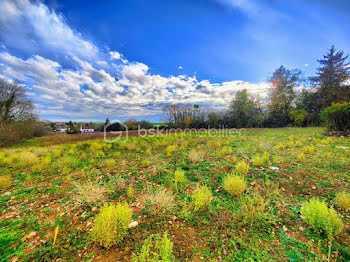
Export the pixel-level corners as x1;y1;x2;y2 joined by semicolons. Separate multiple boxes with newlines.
55;126;69;133
80;124;95;133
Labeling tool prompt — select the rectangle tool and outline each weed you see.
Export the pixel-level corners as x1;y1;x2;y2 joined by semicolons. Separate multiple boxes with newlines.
223;174;247;197
297;153;306;162
141;159;150;168
143;188;175;215
73;181;108;206
0;175;11;189
131;232;174;261
235;160;249;175
300;198;343;237
262;151;269;163
274;143;284;150
252;155;264;167
302;146;315;154
105;159;116;168
192;185;212;210
335;192;350;212
217;147;232;158
91;203;132;248
165;145;177;156
174;169;187;191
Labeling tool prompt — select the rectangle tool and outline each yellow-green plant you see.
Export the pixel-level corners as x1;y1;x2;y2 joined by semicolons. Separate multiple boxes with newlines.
91;203;132;248
297;153;306;162
105;159;116;168
302;145;315;154
174;169;187;191
300;198;343;237
165;145;177;156
262;151;269;163
141;159;150;168
217;147;232;158
127;186;134;198
0;175;11;189
223;175;247;197
252;155;264;167
206;140;222;150
235;160;249;175
274;143;284;151
192;185;212;210
335;192;350;212
231;156;238;164
131;232;174;262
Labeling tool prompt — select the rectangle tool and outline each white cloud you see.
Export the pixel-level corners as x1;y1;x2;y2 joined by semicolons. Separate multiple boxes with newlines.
0;0;98;61
0;0;271;120
178;66;183;69
109;51;121;60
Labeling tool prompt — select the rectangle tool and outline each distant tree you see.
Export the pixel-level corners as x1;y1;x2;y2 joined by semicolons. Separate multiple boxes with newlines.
268;66;302;115
289;109;308;126
310;46;350;108
0;79;34;123
104;118;110;126
228;89;263;128
295;89;321;126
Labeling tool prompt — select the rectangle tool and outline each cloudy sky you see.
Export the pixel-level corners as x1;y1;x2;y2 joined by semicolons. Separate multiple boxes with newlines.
0;0;349;122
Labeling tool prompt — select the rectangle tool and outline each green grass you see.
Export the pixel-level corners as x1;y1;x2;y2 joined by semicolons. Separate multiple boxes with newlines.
0;127;349;261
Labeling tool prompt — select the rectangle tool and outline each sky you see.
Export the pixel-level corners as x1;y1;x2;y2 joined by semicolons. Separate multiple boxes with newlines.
0;0;349;122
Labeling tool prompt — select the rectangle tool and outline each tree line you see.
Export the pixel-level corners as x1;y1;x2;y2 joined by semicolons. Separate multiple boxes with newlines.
163;46;350;129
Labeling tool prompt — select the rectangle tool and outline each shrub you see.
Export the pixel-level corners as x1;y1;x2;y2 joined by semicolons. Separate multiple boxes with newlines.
91;203;132;248
252;155;263;167
235;160;249;175
223;175;247;197
144;188;175;215
73;181;108;206
131;232;174;262
321;102;350;131
262;151;269;163
302;145;315;154
192;185;212;210
217;147;232;158
0;175;11;189
236;193;277;231
274;143;284;151
174;169;187;191
297;153;306;162
165;145;177;156
300;198;343;238
335;192;350;212
141;159;150;168
206;140;222;150
105;159;116;168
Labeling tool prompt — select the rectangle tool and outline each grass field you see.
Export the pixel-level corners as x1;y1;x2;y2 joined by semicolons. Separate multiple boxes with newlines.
0;127;349;261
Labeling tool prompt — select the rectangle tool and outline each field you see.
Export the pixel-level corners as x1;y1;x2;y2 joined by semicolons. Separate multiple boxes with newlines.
0;127;349;261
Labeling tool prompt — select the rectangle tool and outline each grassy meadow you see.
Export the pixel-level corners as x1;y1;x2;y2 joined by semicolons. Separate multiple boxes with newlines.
0;127;349;261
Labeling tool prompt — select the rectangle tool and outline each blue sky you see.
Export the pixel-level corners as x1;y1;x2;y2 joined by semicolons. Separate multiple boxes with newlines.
0;0;349;122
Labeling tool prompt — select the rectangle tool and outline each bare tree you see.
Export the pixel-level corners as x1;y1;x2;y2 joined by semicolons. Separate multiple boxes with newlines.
0;79;34;123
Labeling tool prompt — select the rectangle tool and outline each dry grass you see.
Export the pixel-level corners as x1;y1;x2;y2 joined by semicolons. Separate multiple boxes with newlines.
143;188;176;215
73;181;109;206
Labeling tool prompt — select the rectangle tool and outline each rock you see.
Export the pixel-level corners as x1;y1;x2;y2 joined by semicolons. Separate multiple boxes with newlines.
91;207;97;212
312;186;316;190
269;166;279;171
283;225;288;232
129;221;138;228
3;192;11;196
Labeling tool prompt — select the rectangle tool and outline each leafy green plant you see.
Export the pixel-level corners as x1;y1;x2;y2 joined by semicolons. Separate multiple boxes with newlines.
252;155;263;167
131;232;174;262
300;198;343;237
174;169;187;191
222;174;247;197
302;145;315;154
91;203;132;248
235;160;249;175
335;192;350;212
192;185;212;210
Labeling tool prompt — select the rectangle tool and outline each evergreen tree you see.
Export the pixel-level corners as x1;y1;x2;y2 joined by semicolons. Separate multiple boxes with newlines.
310;46;350;108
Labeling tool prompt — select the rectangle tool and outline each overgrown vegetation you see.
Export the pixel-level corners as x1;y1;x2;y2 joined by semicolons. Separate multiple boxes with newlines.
0;127;349;261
